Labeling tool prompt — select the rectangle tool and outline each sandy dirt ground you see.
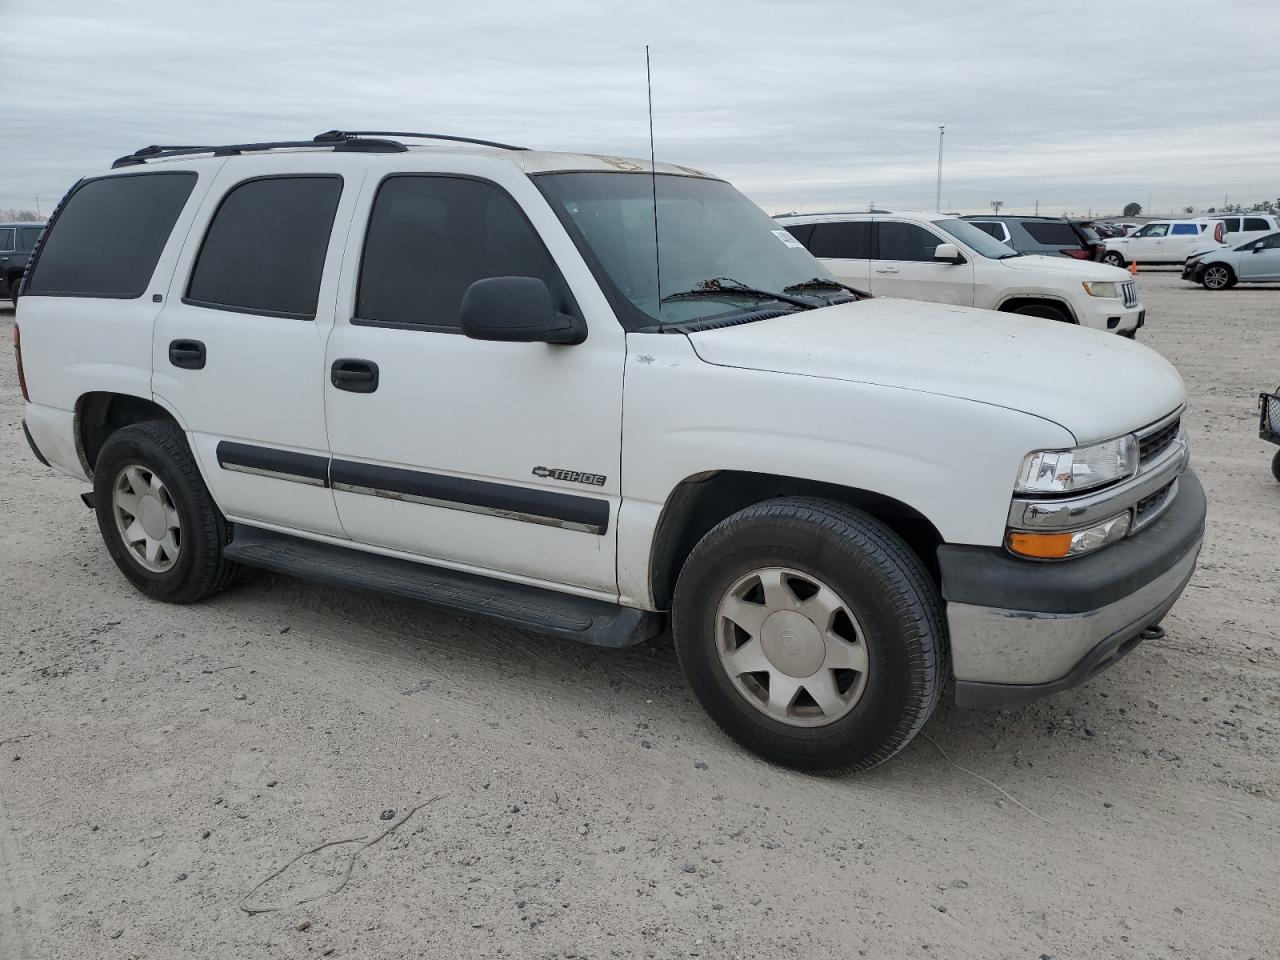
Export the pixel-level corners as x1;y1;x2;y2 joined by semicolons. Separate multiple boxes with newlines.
0;270;1277;960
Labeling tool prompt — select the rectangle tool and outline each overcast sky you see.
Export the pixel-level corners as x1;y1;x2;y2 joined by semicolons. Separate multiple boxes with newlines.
1;0;1276;217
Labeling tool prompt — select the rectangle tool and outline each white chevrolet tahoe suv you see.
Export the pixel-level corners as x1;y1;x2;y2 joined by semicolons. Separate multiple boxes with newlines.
775;211;1145;337
15;131;1205;772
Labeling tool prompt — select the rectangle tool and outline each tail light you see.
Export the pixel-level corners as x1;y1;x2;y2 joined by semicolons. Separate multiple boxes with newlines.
1060;248;1091;259
14;323;29;401
1214;222;1225;243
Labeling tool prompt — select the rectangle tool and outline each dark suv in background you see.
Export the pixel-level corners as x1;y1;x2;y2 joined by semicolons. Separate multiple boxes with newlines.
1;222;45;303
964;215;1103;261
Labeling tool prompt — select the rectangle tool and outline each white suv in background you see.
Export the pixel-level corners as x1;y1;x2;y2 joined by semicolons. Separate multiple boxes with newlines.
776;211;1144;336
1102;219;1226;266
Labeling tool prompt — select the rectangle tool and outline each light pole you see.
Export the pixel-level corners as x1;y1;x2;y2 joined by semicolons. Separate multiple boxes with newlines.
935;125;945;213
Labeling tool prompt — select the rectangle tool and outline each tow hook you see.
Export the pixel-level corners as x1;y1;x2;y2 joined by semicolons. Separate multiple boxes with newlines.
80;492;95;509
1139;624;1165;641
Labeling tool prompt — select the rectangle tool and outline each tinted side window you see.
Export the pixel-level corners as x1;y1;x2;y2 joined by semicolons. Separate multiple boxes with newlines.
1024;221;1081;245
187;176;342;319
356;176;575;330
1223;218;1240;231
1258;233;1280;250
1244;217;1270;231
18;227;42;251
969;221;1002;239
783;223;814;247
25;173;196;298
876;222;943;262
1170;223;1199;236
808;221;871;259
0;228;13;253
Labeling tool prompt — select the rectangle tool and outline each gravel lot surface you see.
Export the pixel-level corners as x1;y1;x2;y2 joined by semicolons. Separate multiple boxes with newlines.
1;270;1277;959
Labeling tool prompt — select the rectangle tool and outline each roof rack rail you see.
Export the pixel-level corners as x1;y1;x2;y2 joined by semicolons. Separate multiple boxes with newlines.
111;136;409;169
313;130;528;151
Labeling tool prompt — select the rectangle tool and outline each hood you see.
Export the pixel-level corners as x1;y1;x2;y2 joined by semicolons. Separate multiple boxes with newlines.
687;298;1184;443
997;254;1131;282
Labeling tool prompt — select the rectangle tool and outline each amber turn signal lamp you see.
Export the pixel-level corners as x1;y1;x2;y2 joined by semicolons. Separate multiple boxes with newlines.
1007;530;1074;560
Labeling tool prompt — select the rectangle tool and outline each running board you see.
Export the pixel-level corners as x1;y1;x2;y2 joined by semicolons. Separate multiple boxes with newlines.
224;526;664;649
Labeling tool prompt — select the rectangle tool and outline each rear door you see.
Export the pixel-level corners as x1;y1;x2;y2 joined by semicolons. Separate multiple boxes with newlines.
1166;222;1204;259
152;155;365;537
805;221;872;291
867;219;973;305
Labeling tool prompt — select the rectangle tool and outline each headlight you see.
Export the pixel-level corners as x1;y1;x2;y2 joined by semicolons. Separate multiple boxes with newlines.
1008;512;1131;560
1014;436;1139;494
1081;281;1119;298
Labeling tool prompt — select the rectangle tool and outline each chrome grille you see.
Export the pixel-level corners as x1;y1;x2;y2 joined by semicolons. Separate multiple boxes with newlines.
1121;280;1138;308
1133;479;1177;530
1138;414;1180;463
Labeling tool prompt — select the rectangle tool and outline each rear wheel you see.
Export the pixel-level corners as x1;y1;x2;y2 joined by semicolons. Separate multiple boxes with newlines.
1201;263;1234;290
1271;449;1280;483
1103;251;1126;267
671;497;944;772
93;419;241;603
1011;302;1072;324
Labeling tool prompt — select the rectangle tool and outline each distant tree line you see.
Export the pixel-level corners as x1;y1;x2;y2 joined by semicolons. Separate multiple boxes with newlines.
0;209;42;221
1121;197;1277;218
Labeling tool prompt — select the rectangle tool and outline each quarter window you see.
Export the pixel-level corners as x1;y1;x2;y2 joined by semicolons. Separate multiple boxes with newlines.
17;226;42;251
782;223;814;247
24;172;196;298
186;176;342;319
1243;217;1270;232
969;221;1004;240
808;221;871;259
0;228;13;253
876;221;944;262
1024;221;1081;245
356;175;575;330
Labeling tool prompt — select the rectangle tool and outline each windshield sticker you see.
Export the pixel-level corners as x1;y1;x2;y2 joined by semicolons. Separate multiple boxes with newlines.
772;229;804;249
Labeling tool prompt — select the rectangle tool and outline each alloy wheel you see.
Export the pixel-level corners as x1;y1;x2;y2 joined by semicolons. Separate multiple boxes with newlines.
1203;265;1230;289
112;464;182;572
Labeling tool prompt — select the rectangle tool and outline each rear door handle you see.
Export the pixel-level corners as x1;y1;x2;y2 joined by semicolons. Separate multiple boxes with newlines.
331;358;379;393
168;339;206;370
874;267;900;274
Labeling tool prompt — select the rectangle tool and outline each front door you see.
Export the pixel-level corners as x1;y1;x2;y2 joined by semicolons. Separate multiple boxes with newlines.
152;156;363;537
323;170;624;594
867;219;974;305
1238;233;1280;281
1127;222;1169;262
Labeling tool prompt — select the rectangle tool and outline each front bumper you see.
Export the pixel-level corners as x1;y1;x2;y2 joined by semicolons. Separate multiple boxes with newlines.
940;469;1206;709
1081;300;1143;334
1182;261;1205;281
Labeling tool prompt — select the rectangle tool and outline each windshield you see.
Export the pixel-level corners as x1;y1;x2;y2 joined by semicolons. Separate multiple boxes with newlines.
534;172;834;326
935;218;1019;259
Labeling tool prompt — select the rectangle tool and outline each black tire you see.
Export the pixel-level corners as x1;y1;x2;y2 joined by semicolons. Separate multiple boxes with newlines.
1271;449;1280;483
1200;263;1234;291
1102;251;1127;267
671;497;944;773
1011;302;1073;324
93;419;241;603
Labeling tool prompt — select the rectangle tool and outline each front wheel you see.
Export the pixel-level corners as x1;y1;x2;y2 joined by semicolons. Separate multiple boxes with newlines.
93;419;241;603
1103;251;1126;267
1201;263;1234;290
1271;449;1280;483
671;498;944;772
1011;303;1072;324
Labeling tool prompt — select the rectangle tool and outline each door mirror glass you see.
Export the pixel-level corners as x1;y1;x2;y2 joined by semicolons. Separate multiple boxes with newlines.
932;242;964;264
461;277;585;345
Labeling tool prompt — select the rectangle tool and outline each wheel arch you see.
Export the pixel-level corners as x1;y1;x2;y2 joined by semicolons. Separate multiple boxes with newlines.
995;295;1078;322
75;391;181;476
647;470;945;611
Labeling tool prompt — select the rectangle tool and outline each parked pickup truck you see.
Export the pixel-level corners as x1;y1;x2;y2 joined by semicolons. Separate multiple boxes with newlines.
16;131;1205;772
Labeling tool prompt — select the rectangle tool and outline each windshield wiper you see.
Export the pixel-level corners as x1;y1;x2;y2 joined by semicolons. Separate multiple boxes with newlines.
659;277;816;309
783;277;867;298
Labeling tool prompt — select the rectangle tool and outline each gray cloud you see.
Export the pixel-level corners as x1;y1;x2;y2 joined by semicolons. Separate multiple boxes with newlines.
1;0;1276;216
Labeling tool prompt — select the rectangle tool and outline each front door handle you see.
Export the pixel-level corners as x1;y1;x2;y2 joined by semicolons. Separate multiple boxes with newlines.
874;267;900;274
331;358;379;393
168;339;206;370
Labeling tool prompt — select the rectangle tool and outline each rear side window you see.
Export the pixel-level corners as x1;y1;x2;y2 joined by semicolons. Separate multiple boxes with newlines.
356;175;575;331
1244;217;1270;231
24;172;196;298
876;221;942;262
808;221;871;259
969;221;1003;239
0;228;13;253
186;176;342;319
1223;218;1241;231
1024;221;1081;245
1170;223;1199;235
17;226;42;251
782;223;814;247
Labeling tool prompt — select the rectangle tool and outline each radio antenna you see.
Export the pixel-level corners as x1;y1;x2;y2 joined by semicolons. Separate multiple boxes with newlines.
646;45;662;311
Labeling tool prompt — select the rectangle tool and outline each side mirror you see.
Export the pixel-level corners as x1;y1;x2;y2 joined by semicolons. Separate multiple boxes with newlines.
460;277;585;345
933;242;965;264
1253;243;1265;253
